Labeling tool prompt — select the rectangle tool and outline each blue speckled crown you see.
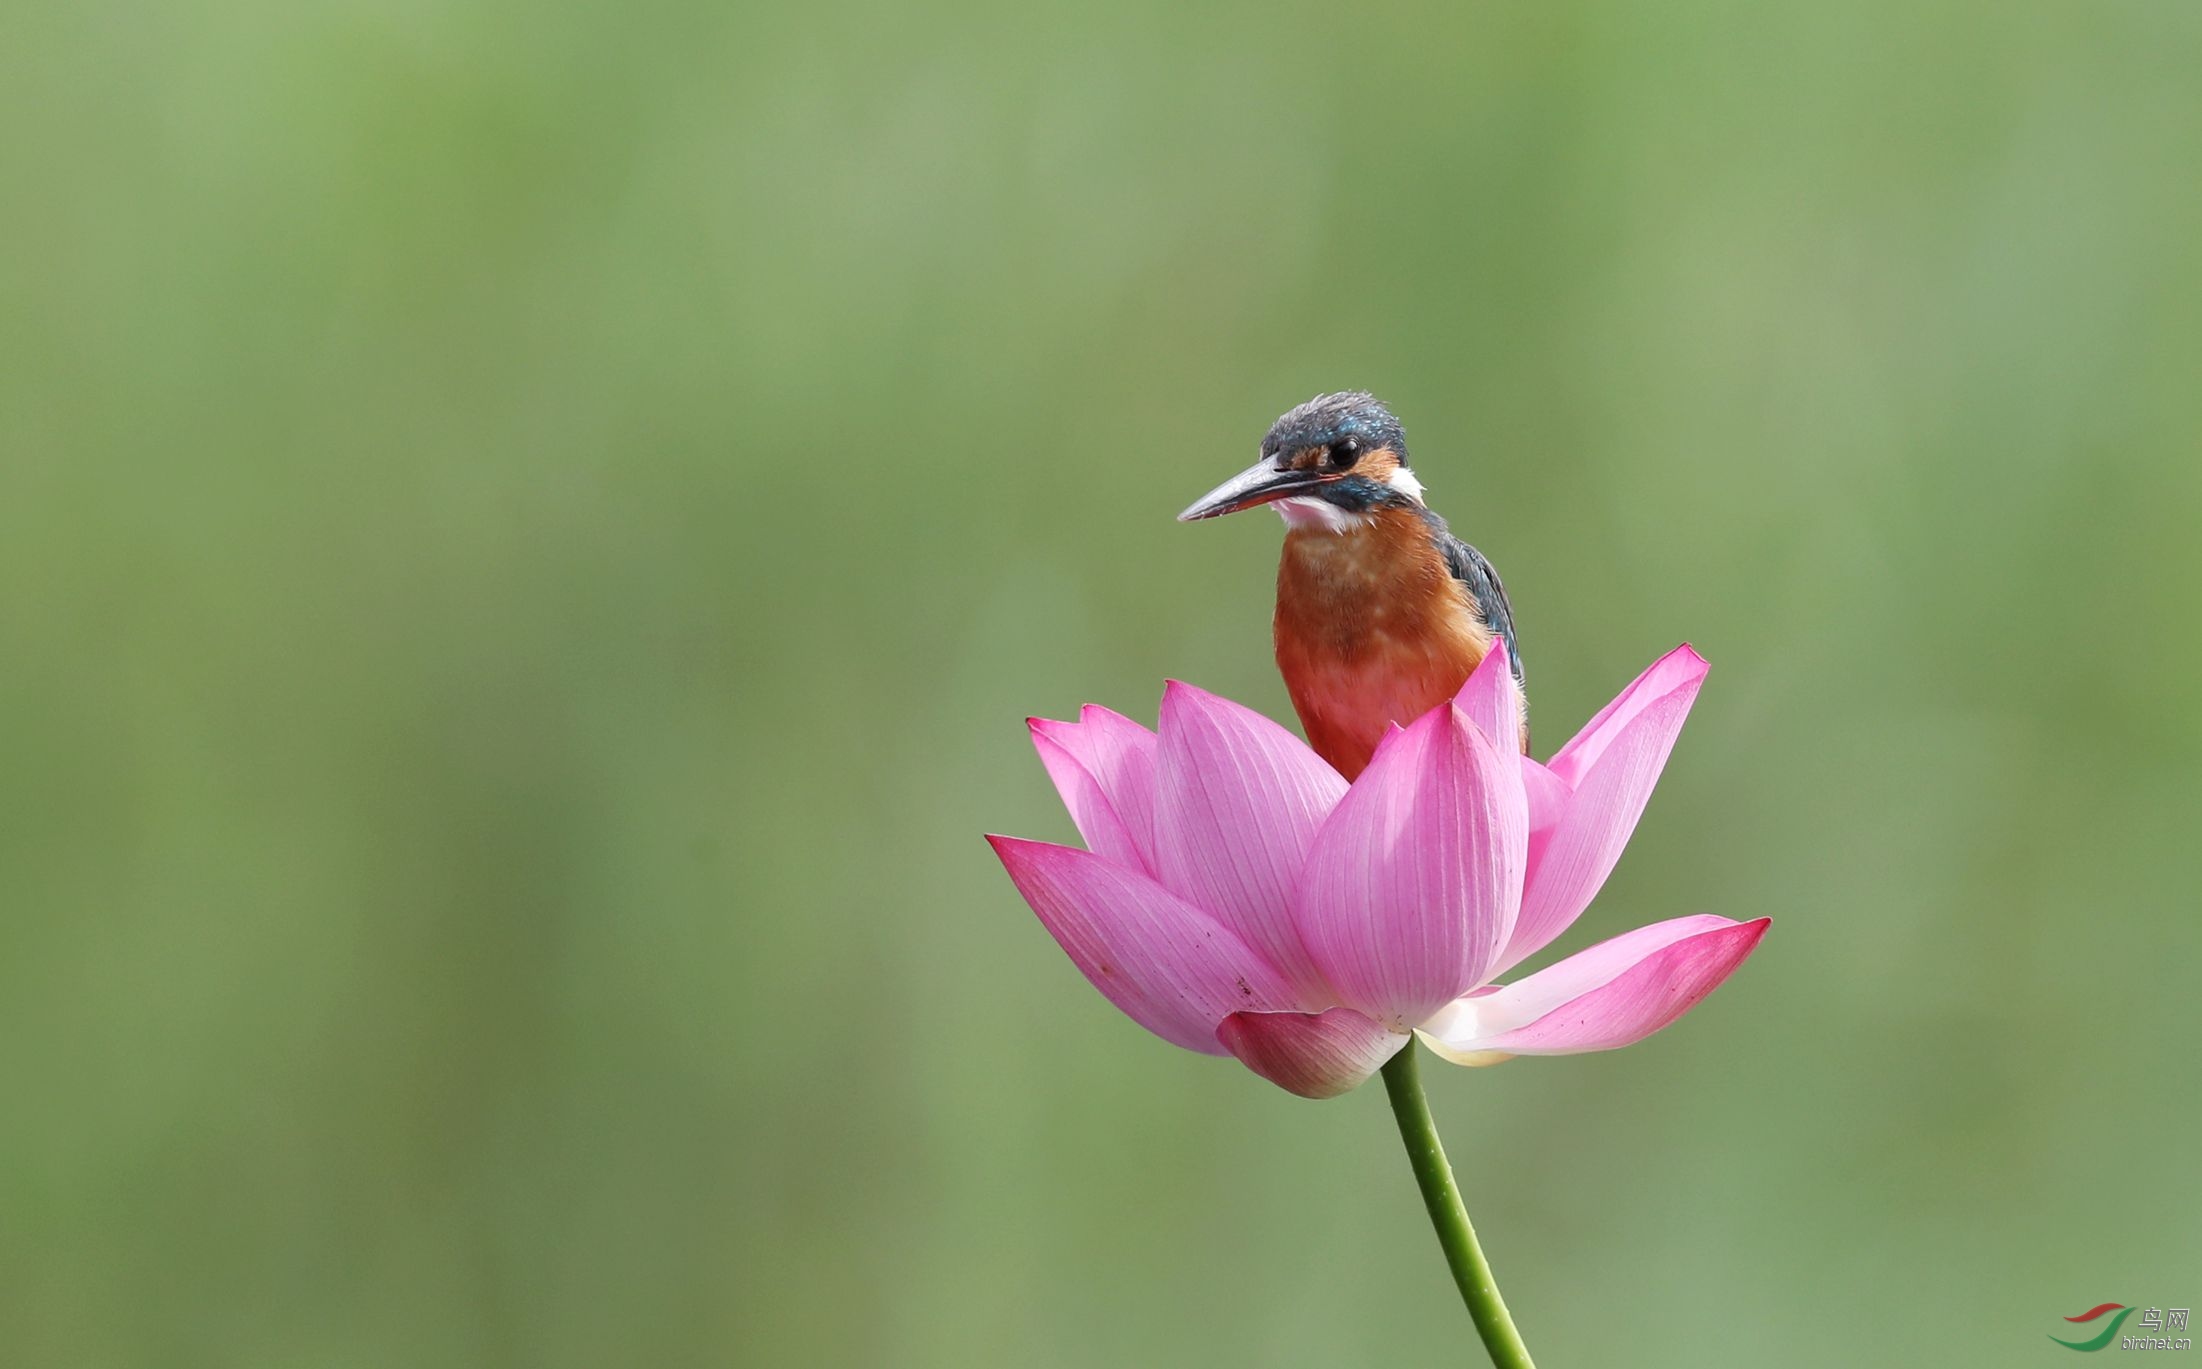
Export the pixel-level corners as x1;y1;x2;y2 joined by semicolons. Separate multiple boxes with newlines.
1260;392;1410;465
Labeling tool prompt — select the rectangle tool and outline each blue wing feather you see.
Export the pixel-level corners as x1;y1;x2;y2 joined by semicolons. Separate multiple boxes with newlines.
1419;509;1524;686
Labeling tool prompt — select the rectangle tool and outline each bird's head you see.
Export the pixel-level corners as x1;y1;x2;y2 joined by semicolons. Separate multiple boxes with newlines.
1177;391;1424;530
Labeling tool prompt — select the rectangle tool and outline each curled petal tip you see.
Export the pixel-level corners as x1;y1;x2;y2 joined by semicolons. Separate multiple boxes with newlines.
1158;678;1227;714
1446;700;1501;752
1157;679;1205;721
1450;640;1525;755
1027;715;1082;745
1661;641;1711;678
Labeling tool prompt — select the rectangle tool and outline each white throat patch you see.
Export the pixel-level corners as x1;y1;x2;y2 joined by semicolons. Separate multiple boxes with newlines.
1272;463;1425;534
1274;496;1372;533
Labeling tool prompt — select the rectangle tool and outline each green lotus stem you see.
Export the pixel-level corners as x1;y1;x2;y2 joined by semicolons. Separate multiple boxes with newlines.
1380;1038;1536;1369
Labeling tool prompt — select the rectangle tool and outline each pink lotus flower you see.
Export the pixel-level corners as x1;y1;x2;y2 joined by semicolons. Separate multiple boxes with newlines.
989;644;1769;1098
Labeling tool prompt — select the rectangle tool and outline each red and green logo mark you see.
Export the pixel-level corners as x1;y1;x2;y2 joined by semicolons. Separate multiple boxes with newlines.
2051;1303;2193;1352
2053;1304;2133;1353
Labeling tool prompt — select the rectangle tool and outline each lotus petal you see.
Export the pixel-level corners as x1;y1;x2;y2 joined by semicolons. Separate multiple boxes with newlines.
1422;915;1769;1064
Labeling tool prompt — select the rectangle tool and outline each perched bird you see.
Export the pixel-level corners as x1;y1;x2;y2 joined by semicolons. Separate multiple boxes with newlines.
1178;391;1525;778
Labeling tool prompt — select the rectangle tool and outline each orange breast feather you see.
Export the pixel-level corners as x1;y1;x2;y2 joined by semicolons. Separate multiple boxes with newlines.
1273;508;1496;779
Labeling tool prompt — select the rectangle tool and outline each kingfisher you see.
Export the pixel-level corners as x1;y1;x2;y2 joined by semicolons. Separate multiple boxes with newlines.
1178;391;1525;778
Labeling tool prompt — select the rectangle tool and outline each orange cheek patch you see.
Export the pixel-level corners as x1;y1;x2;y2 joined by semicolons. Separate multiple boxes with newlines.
1351;448;1403;484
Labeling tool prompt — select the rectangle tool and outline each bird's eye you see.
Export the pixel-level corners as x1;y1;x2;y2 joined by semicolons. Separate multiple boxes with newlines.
1327;440;1358;470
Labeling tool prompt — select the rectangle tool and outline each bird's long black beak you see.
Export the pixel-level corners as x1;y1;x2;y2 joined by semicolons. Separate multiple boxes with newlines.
1176;459;1330;522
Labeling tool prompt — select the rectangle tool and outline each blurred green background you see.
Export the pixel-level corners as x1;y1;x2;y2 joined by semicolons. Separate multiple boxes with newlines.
6;1;2199;1364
